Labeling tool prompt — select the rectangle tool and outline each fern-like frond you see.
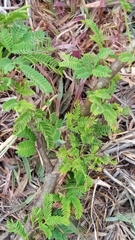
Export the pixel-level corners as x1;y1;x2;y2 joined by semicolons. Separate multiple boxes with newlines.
60;54;93;79
38;223;52;239
17;140;35;157
92;65;112;78
2;98;17;111
60;162;71;174
51;227;68;240
59;54;80;69
0;28;13;51
74;171;85;186
61;197;71;220
66;185;85;197
69;101;81;122
47;216;69;227
16;126;36;141
14;110;32;135
7;219;28;240
15;81;35;96
103;103;118;126
11;42;35;54
94;123;110;137
0;6;29;26
43;194;53;220
31;207;43;223
25;53;61;75
119;52;134;62
68;196;82;220
84;19;104;47
37;121;54;149
11;21;30;43
14;100;35;113
22;30;45;45
95;48;113;64
19;64;53;94
0;77;13;91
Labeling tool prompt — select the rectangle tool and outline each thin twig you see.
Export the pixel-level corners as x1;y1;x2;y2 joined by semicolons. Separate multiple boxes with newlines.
103;168;135;198
91;178;98;240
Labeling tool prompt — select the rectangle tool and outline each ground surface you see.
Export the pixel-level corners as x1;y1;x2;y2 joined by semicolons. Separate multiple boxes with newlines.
1;0;135;240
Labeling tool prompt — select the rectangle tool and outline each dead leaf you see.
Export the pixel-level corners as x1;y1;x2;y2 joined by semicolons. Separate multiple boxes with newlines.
14;174;28;197
93;179;111;188
81;0;106;8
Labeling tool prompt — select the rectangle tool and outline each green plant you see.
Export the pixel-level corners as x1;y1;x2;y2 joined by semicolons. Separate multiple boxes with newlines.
0;16;63;157
7;194;76;240
3;15;133;240
0;5;29;27
59;47;112;79
7;219;28;240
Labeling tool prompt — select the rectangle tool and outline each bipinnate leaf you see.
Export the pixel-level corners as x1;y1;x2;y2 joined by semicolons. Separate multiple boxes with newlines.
0;28;13;50
7;219;28;239
14;110;32;135
19;64;53;94
3;99;17;111
38;223;52;239
103;104;117;126
69;196;82;220
37;121;54;149
46;216;69;226
119;52;134;62
17;140;35;157
17;126;36;141
92;65;112;77
43;194;53;219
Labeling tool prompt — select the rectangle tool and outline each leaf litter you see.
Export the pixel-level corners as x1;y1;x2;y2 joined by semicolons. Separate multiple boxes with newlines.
1;0;135;239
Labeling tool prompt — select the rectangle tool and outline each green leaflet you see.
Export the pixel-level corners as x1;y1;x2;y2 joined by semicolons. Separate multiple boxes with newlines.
0;28;13;50
37;121;54;149
119;52;135;62
92;65;112;78
69;196;82;220
46;216;69;226
38;223;52;239
3;99;17;111
14;100;35;113
15;81;35;96
0;6;29;26
0;77;13;91
17;140;35;157
11;21;30;42
25;53;61;75
94;47;113;65
83;19;104;48
7;219;28;240
16;126;36;142
61;197;71;220
43;194;53;219
120;0;131;12
103;103;118;126
14;110;33;135
51;227;69;240
0;58;15;74
11;42;35;54
19;65;53;94
22;30;45;45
